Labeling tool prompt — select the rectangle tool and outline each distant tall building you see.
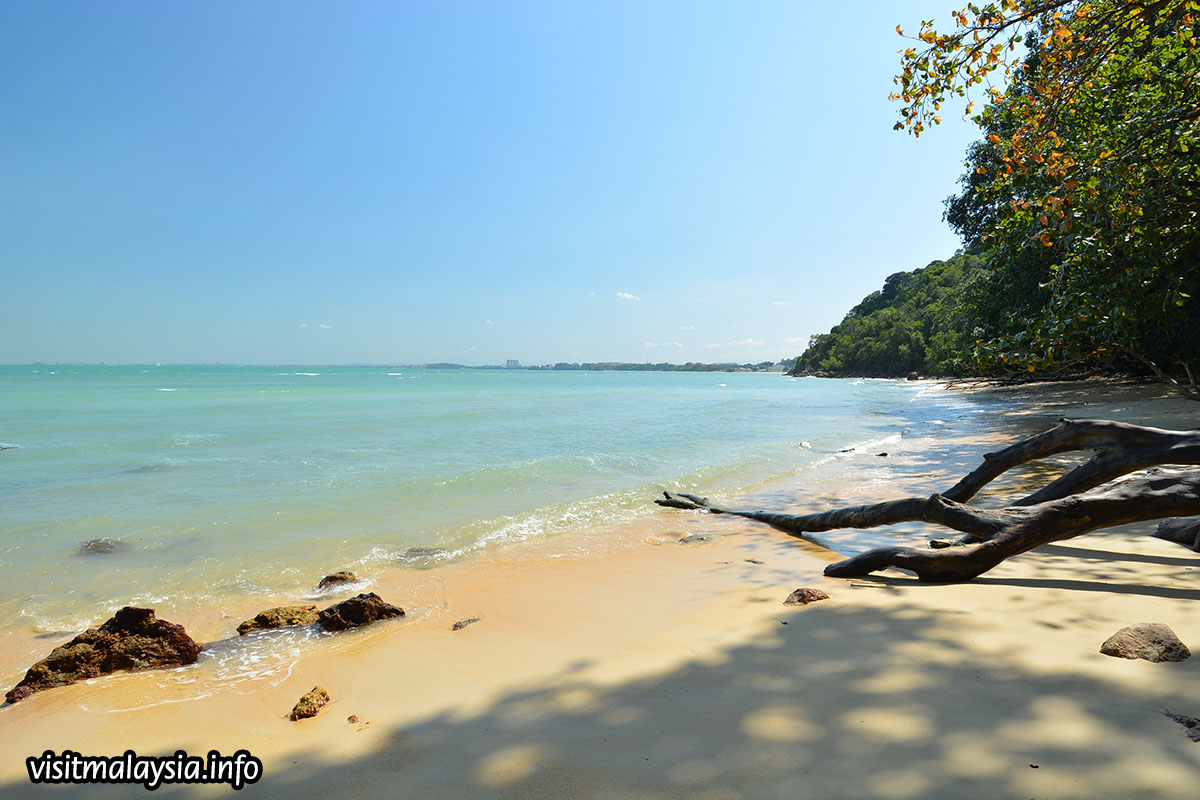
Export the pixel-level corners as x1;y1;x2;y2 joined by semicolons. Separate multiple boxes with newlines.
505;359;520;369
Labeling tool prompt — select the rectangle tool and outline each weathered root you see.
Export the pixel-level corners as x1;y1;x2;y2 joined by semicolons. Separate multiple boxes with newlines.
657;491;1009;538
655;418;1200;583
1154;517;1200;552
945;418;1200;506
826;471;1200;581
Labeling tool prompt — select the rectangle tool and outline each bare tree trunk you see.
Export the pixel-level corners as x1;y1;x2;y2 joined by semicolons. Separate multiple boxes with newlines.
655;419;1200;582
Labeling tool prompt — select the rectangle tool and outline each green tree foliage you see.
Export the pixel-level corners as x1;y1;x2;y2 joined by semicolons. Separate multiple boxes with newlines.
897;1;1200;397
791;252;986;376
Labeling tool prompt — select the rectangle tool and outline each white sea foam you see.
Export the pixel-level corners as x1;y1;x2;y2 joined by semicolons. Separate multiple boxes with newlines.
4;365;966;668
76;627;316;713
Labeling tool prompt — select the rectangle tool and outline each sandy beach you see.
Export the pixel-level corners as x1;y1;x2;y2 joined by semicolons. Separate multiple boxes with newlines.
2;380;1198;799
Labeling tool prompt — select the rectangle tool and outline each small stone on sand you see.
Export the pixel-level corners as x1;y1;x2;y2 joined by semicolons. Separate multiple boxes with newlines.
783;587;830;606
1100;623;1190;662
289;686;330;721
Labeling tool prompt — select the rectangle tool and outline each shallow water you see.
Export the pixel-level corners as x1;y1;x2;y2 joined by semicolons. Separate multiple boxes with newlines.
0;366;975;637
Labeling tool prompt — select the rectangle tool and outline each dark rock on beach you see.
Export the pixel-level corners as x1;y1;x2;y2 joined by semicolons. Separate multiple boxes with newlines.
317;571;358;590
6;607;201;704
317;593;405;632
783;587;830;606
237;605;320;635
451;617;481;631
80;538;125;555
1166;711;1200;742
289;685;330;721
677;533;717;545
1100;623;1190;662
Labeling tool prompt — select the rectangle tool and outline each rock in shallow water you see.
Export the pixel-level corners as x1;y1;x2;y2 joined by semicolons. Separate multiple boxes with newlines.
236;605;320;635
451;617;481;631
79;538;125;555
6;607;201;704
398;546;450;568
289;686;330;720
317;593;405;632
1100;623;1190;662
317;571;358;590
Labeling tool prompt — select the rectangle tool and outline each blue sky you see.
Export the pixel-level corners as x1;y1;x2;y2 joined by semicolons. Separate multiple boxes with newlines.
2;1;980;365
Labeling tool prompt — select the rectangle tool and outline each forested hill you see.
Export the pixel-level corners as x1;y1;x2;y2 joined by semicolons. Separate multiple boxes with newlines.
788;251;984;377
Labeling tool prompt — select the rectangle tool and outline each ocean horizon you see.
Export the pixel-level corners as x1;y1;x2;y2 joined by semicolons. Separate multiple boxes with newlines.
0;366;974;640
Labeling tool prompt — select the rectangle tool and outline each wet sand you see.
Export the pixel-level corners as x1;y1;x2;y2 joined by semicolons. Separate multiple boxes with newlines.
1;379;1198;798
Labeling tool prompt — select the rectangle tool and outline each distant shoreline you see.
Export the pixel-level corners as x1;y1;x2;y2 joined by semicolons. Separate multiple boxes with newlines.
5;362;795;373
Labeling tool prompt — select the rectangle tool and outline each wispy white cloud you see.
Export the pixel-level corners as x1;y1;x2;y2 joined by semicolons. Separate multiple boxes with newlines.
773;301;792;307
616;292;639;300
462;346;478;353
485;319;496;325
645;341;684;348
681;325;696;331
588;292;596;297
319;323;333;329
704;338;764;349
298;323;308;328
782;336;807;344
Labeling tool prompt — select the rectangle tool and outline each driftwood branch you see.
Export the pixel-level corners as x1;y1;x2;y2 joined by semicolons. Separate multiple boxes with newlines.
1154;517;1200;552
655;419;1200;582
944;418;1200;506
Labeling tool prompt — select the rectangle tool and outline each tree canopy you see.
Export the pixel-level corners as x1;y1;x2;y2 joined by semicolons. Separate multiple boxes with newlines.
791;252;985;376
897;1;1200;397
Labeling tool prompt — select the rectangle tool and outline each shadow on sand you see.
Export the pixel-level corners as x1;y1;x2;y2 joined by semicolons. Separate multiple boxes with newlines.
9;563;1198;800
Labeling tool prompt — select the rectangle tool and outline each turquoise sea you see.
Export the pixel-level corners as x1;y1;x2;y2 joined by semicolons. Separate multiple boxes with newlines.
0;366;974;639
